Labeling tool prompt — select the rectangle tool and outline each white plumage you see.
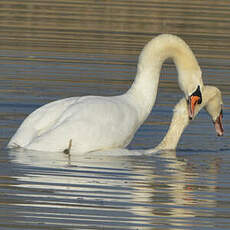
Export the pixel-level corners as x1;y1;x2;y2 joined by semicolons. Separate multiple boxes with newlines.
8;34;204;153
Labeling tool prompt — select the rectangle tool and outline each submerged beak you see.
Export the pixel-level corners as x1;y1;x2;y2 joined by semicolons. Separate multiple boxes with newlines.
214;110;224;136
188;95;201;120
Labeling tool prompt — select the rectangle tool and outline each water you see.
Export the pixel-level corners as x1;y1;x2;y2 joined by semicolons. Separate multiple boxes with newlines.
0;0;230;229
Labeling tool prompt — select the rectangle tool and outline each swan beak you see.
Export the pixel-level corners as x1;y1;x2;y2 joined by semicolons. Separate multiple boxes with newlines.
188;95;201;120
214;110;224;136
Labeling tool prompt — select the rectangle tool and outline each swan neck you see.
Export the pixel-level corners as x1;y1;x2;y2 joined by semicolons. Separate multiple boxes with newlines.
155;99;189;150
153;86;213;151
127;34;203;125
129;34;203;104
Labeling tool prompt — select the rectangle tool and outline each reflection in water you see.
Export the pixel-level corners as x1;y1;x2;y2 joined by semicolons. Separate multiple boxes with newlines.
129;151;222;228
6;147;229;229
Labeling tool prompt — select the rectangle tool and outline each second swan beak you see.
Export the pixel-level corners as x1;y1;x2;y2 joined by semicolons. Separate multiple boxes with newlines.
214;110;224;136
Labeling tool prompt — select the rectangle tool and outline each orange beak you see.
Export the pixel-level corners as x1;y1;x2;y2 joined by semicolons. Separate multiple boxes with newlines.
188;95;201;120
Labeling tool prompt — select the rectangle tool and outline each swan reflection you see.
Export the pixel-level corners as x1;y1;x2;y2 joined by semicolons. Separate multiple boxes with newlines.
8;147;224;229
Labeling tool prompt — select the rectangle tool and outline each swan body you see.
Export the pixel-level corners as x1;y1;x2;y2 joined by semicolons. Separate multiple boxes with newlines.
8;34;204;153
8;95;140;153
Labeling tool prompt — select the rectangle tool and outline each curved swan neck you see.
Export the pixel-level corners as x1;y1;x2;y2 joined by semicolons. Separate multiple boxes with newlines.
127;34;203;121
151;86;220;152
154;99;189;151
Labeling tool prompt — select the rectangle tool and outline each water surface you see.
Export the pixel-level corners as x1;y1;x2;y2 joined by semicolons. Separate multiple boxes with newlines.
0;0;230;229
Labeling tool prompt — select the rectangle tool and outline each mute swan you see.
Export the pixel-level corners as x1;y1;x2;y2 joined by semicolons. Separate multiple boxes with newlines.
7;34;204;153
8;86;223;160
149;85;223;153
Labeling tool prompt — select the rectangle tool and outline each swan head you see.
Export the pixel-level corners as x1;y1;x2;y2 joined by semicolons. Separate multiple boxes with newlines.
203;86;224;136
148;85;223;153
188;85;202;120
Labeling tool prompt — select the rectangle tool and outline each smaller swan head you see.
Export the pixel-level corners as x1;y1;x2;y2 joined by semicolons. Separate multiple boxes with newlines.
203;86;224;136
188;85;202;120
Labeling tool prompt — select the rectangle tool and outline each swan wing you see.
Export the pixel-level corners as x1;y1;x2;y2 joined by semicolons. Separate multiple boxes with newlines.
7;97;79;147
9;96;139;153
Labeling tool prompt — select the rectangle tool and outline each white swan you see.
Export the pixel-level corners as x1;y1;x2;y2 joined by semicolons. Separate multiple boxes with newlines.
7;34;204;153
8;86;223;158
147;85;223;153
